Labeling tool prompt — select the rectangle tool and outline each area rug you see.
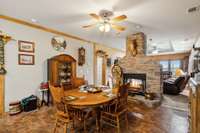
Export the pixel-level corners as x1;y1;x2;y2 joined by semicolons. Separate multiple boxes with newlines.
161;94;189;112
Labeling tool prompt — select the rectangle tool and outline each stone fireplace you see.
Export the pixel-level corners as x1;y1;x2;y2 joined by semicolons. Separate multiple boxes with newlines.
119;32;161;94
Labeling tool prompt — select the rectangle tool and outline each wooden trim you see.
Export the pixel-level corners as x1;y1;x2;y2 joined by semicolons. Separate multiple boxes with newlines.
93;44;97;85
102;55;107;85
0;75;5;116
18;40;35;53
0;15;93;44
189;79;200;133
0;14;125;53
94;47;107;85
147;50;191;57
147;51;190;61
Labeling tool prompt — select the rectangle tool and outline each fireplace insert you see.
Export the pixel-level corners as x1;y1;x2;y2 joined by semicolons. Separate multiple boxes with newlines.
123;73;146;95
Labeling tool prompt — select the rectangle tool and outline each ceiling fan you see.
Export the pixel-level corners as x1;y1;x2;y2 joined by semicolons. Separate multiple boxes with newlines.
82;10;127;33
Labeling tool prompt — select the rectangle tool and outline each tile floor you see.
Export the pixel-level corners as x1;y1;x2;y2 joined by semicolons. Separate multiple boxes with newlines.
0;100;188;133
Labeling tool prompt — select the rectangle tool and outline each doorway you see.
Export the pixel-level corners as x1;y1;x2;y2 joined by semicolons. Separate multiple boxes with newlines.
95;50;107;86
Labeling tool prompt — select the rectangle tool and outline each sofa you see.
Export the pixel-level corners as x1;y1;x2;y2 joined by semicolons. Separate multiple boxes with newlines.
163;74;190;95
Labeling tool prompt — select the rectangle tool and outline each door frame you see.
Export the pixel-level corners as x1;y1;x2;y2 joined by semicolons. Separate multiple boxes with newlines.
94;50;107;85
0;75;4;116
0;34;11;116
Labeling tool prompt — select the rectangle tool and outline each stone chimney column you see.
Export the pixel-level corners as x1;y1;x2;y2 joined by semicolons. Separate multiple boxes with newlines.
126;32;146;57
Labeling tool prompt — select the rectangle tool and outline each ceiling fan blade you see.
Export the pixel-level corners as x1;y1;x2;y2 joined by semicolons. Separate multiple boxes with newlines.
111;15;127;22
82;24;96;28
111;24;126;31
89;13;101;20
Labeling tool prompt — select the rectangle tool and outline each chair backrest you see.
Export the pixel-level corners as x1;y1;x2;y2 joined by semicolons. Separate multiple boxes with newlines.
49;83;65;103
117;83;129;98
49;82;67;113
73;77;85;88
102;84;129;113
115;84;129;112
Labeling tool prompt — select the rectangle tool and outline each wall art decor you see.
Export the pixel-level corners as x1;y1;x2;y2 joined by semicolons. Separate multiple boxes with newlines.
18;40;35;53
78;47;85;66
18;54;35;65
51;36;67;51
0;31;12;74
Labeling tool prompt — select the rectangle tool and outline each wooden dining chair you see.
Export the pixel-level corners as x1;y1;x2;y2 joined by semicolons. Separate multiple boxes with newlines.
50;82;93;133
100;84;129;133
73;77;86;88
49;83;74;133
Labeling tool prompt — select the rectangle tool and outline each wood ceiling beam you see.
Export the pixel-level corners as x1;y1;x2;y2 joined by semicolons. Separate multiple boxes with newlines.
147;50;191;61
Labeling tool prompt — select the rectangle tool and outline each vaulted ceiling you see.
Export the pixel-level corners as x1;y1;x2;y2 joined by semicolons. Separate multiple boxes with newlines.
0;0;200;54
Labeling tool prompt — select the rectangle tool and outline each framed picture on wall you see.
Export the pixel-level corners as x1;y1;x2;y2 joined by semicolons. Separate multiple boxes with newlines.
18;54;35;65
18;40;35;53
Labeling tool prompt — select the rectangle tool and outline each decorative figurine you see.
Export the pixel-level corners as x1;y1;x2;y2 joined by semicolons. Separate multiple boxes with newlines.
111;59;123;88
78;47;85;66
51;36;67;52
0;31;12;75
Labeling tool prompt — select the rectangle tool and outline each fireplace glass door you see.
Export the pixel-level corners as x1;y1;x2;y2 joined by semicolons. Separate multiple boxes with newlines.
123;73;146;95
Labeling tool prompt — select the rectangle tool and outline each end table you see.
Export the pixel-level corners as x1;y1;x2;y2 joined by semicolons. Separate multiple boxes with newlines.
39;88;50;106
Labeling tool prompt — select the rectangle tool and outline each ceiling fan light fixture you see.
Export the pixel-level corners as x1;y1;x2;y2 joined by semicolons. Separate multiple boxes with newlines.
99;24;105;32
83;10;126;32
104;23;111;32
98;23;111;32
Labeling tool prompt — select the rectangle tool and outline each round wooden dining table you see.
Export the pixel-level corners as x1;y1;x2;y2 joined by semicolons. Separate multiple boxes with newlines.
64;88;116;132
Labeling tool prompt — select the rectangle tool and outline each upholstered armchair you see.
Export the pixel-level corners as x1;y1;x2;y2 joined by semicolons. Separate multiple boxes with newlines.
163;75;190;95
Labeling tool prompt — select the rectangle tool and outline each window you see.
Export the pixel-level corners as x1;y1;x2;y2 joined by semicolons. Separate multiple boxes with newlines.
160;61;169;71
160;60;182;76
170;60;181;75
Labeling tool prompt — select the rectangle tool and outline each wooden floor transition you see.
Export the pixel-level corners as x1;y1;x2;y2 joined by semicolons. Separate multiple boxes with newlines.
0;100;188;133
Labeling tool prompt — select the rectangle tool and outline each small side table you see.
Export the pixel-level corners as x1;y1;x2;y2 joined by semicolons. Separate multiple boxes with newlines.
39;88;50;106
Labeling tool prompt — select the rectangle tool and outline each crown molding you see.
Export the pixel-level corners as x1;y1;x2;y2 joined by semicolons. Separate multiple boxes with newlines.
0;15;93;43
0;14;125;53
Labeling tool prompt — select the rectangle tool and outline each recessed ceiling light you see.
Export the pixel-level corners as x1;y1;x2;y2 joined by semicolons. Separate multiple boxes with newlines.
184;38;189;42
30;18;38;23
135;25;142;29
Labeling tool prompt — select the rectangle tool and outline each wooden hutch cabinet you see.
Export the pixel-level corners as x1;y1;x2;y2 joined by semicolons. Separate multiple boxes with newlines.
48;54;84;89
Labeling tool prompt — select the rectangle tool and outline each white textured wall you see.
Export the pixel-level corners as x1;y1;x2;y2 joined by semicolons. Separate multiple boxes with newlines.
0;20;94;111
